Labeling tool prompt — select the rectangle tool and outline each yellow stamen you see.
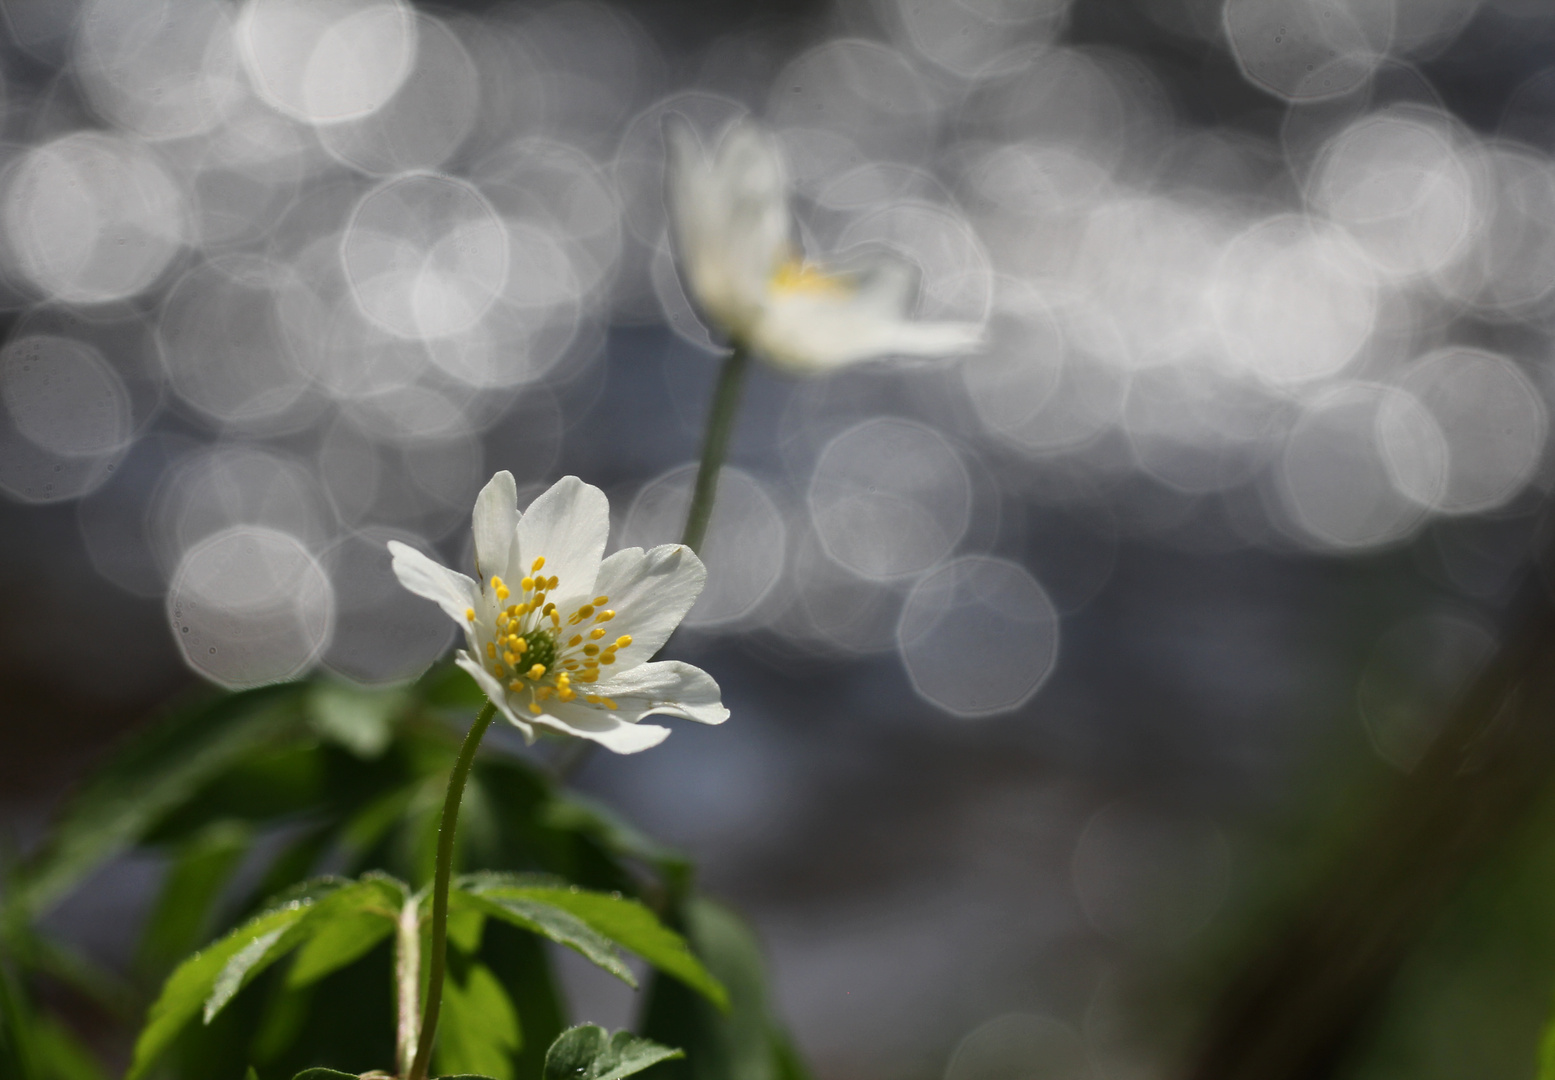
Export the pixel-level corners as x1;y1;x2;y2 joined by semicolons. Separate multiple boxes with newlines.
521;576;534;591
529;701;542;714
584;644;599;656
600;697;618;710
465;608;475;621
568;634;582;647
504;651;518;665
771;257;852;297
559;688;576;701
485;642;496;659
593;595;609;606
595;610;615;623
547;575;558;590
508;680;523;692
531;556;545;572
528;663;546;680
590;627;606;640
615;635;632;649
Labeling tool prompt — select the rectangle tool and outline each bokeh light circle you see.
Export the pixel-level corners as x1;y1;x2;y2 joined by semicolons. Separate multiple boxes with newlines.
897;555;1059;717
166;524;335;689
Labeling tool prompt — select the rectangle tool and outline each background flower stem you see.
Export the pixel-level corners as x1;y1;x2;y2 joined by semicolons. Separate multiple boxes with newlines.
407;700;498;1080
680;344;752;554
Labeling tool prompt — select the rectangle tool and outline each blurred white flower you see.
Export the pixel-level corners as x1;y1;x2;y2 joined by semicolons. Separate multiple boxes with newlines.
388;472;727;753
666;118;983;373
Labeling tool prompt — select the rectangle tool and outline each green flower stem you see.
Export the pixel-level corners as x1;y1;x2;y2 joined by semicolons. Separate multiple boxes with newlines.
407;700;497;1080
680;344;752;554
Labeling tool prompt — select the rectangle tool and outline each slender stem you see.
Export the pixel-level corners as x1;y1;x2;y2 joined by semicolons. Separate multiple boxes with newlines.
395;894;421;1078
406;701;497;1080
680;344;752;554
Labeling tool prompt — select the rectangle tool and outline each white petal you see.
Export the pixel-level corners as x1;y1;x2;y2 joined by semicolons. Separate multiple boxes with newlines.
471;471;517;584
753;286;983;372
454;652;535;742
512;476;610;613
590;660;728;725
388;540;477;624
530;702;671;754
666;116;788;337
590;544;706;667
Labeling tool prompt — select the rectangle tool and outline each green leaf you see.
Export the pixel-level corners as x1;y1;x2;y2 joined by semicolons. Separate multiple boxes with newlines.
0;958;39;1080
639;899;805;1080
130;898;319;1080
138;820;251;976
16;685;302;917
1539;1009;1555;1080
33;1017;109;1080
462;875;726;1010
450;888;635;988
543;1026;683;1080
540;795;691;880
306;682;405;759
286;875;406;988
435;962;521;1080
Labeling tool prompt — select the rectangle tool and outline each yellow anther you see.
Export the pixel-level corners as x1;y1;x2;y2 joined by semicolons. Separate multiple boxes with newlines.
535;686;553;701
615;635;632;649
528;663;546;680
585;694;601;704
515;638;527;653
589;627;606;639
465;607;475;621
600;697;618;711
532;593;546;609
532;556;545;572
600;654;616;665
559;688;576;702
496;585;510;601
508;680;523;692
580;671;599;683
770;258;852;297
491;575;504;590
485;642;496;659
577;605;595;620
563;660;580;670
596;610;615;623
584;644;599;656
529;701;542;714
547;575;558;590
521;577;534;591
593;595;609;606
568;634;582;647
550;611;561;628
490;663;503;677
504;651;518;665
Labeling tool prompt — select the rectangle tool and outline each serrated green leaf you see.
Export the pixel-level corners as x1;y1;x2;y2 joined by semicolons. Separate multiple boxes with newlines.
16;684;302;917
285;875;406;988
435;962;521;1080
130;900;317;1080
450;888;634;988
462;876;725;1010
138;820;251;976
543;1025;683;1080
307;682;405;758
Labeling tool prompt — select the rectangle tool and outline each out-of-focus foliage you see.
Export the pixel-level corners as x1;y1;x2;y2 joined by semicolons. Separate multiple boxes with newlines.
0;665;798;1080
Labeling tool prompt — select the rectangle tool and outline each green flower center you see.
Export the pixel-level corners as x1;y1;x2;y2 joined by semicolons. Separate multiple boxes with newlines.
523;628;557;673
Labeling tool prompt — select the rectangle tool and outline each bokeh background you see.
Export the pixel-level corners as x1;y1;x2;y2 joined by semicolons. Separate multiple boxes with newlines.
6;0;1555;1076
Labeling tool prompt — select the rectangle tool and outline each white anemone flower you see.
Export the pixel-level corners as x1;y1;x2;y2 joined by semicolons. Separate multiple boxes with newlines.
666;118;984;374
388;472;727;754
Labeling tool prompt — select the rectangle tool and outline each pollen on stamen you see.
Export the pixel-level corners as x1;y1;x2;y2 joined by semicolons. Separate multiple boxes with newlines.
521;577;534;591
589;627;606;640
465;608;475;621
616;635;632;649
593;595;609;606
529;702;542;714
531;556;545;572
528;663;546;679
485;642;496;659
546;575;558;589
568;634;582;647
595;610;615;623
